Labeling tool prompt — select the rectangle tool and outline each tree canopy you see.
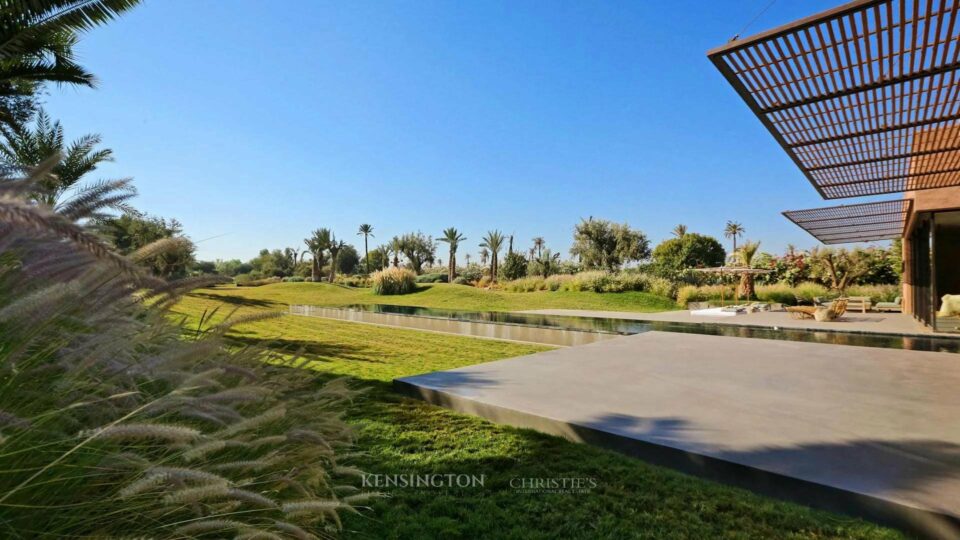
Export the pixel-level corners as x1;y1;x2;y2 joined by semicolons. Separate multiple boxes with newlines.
570;218;650;271
651;233;726;276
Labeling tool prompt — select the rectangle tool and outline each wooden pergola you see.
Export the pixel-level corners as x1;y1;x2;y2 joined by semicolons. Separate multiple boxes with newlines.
708;0;960;200
782;198;913;243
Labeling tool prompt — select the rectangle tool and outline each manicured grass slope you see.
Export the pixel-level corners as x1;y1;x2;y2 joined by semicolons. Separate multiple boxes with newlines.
197;281;679;313
172;291;900;539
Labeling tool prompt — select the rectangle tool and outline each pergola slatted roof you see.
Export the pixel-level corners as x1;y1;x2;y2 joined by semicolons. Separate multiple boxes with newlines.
783;198;912;243
708;0;960;199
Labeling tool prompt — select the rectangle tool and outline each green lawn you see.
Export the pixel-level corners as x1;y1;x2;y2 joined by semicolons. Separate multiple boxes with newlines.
194;281;679;313
171;290;900;539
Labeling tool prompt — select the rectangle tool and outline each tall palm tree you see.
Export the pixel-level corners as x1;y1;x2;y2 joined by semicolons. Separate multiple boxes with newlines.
479;248;489;266
328;235;345;282
672;224;688;238
532;236;545;258
735;241;761;299
0;1;142;128
390;236;403;268
0;111;132;215
480;230;505;282
464;253;471;266
304;228;331;281
357;223;374;274
439;227;466;281
724;220;745;258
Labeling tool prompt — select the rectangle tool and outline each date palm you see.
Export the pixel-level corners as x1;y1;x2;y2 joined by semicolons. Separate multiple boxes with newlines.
532;236;545;258
0;1;142;128
479;248;488;266
724;220;745;258
304;228;331;281
0;111;134;219
327;234;345;282
357;223;374;274
390;236;403;268
480;230;505;282
439;227;466;281
672;224;687;238
735;241;760;299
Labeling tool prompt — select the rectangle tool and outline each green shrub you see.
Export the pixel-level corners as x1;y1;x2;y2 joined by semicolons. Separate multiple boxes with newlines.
499;252;528;281
458;265;484;284
544;274;574;291
504;276;547;292
452;276;469;285
647;276;676;299
560;271;651;293
236;275;282;287
756;283;799;305
335;274;372;288
415;272;448;283
372;267;417;295
676;285;705;306
794;281;829;304
282;275;305;282
845;284;900;303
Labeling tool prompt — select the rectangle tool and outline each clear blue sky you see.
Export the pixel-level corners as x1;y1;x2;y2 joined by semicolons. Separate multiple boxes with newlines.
43;0;889;262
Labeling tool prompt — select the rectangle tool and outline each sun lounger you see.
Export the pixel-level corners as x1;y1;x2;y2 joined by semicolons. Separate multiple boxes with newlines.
842;296;871;313
875;296;902;313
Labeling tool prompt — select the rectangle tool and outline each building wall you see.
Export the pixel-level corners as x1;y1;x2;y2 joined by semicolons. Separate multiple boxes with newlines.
902;187;960;317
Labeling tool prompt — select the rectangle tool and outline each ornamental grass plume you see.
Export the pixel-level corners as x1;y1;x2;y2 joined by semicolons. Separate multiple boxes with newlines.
0;165;376;538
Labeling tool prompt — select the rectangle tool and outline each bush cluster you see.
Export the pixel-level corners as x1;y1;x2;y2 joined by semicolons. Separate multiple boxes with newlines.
235;275;282;287
372;268;417;295
415;272;448;283
502;271;676;295
335;274;372;288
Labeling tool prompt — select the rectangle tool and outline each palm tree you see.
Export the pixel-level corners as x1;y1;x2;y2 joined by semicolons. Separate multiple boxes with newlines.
328;235;345;282
672;224;688;238
479;248;489;266
532;236;545;258
480;230;505;282
357;223;374;274
537;249;561;277
0;1;142;128
390;236;403;268
0;111;129;213
736;241;761;299
724;220;745;258
464;253;471;266
439;227;466;281
304;228;331;281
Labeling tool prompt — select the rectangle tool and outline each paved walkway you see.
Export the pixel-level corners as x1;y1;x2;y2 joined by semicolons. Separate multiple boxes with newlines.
520;308;959;337
396;331;960;537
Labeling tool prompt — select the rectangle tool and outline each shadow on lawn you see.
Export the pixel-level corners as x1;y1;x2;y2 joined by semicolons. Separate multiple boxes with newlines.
190;291;280;308
228;332;386;364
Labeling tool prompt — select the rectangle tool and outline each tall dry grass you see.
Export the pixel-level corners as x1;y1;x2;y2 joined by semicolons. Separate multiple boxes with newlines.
0;165;370;538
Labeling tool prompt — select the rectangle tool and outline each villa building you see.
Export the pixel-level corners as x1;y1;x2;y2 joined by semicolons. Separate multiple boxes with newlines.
708;0;960;333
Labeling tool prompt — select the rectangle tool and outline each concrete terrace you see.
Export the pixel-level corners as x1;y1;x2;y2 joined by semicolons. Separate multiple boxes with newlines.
396;331;960;538
521;308;959;338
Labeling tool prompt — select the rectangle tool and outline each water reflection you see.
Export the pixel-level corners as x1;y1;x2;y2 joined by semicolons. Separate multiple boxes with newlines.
330;304;960;354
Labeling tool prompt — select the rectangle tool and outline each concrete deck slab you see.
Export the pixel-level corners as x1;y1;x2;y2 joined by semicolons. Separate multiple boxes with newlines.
521;308;959;338
395;331;960;537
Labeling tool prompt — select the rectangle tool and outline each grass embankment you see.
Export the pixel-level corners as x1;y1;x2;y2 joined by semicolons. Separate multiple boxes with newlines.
194;281;678;313
170;290;900;539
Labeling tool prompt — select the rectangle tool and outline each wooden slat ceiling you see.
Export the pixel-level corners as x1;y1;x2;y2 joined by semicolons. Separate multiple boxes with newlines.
782;198;912;243
708;0;960;199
